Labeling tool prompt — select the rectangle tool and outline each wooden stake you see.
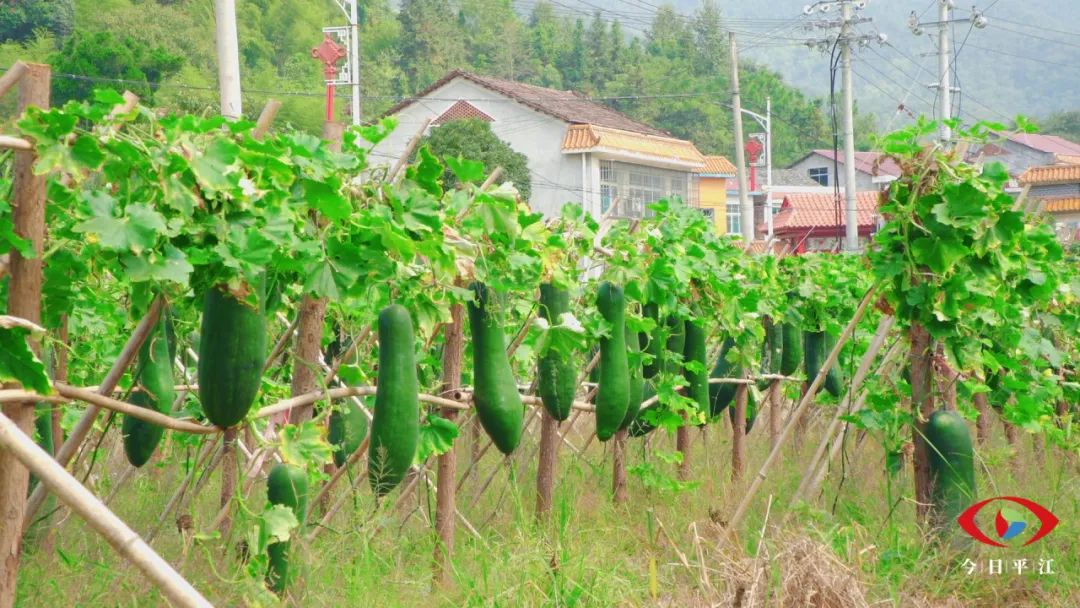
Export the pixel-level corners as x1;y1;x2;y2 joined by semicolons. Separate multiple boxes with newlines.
909;322;935;525
0;410;213;608
0;61;28;99
1;62;48;608
612;429;628;503
434;303;464;588
536;410;560;518
974;392;991;446
217;428;238;537
767;380;781;451
676;423;691;481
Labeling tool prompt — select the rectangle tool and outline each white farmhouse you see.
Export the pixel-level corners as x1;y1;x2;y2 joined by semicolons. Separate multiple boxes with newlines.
374;70;705;219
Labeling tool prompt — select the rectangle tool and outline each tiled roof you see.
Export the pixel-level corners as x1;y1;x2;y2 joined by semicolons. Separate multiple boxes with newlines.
1043;197;1080;213
385;70;669;137
432;100;493;124
770;168;824;188
1006;133;1080;155
561;124;704;164
698;155;737;175
772;191;882;233
799;150;902;177
1019;163;1080;185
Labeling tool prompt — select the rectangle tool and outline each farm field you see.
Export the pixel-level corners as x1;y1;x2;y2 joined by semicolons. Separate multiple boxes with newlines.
0;78;1077;608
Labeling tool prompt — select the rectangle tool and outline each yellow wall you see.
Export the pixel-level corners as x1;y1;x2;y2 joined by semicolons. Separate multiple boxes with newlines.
698;176;728;235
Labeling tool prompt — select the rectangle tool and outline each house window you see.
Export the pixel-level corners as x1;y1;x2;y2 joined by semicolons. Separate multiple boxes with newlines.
598;160;690;219
700;208;715;220
601;184;618;214
808;167;829;186
726;202;741;234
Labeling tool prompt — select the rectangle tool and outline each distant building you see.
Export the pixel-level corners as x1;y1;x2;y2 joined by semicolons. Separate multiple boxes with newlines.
1019;160;1080;243
768;191;882;253
375;70;705;219
975;133;1080;180
695;155;736;235
786;150;901;191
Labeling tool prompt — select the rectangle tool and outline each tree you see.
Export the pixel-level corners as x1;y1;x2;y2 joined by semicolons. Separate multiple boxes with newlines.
1040;111;1080;145
586;12;610;91
0;0;74;43
420;118;531;199
49;31;183;106
398;0;466;91
558;19;588;91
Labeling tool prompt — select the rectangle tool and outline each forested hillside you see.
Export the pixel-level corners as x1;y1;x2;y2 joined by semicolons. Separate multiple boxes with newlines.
0;0;837;164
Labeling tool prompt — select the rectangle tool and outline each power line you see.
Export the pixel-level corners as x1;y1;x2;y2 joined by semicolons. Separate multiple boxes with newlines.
962;43;1080;72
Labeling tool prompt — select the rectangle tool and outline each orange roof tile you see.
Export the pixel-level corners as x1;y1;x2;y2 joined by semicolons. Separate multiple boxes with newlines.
1019;164;1080;185
1044;197;1080;212
562;124;704;164
772;191;882;233
698;155;737;175
432;100;493;124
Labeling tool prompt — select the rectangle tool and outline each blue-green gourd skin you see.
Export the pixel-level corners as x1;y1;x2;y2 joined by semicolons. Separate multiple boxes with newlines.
368;304;421;495
641;302;663;379
780;322;803;377
925;410;976;541
198;279;267;429
620;322;646;430
663;315;685;377
467;283;524;454
683;320;708;416
759;320;783;391
328;401;368;468
266;463;308;594
123;310;176;467
708;338;737;417
804;330;843;397
538;283;576;422
595;282;630;441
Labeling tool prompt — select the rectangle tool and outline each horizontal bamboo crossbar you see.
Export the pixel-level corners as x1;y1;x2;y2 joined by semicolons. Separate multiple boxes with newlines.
0;135;34;151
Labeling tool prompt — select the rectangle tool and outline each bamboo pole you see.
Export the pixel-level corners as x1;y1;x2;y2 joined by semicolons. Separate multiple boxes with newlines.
730;383;748;481
24;296;166;530
612;428;629;503
1;63;48;608
0;411;213;608
788;316;897;508
726;284;878;533
535;410;560;518
389;119;432;183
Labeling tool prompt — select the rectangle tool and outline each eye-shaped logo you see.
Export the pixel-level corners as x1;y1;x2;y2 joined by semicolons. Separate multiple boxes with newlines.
957;496;1059;547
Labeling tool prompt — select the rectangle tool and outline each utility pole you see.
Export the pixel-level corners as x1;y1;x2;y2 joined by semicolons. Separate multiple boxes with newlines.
937;0;951;141
910;3;989;142
729;32;754;243
214;0;243;119
840;0;859;251
804;1;886;252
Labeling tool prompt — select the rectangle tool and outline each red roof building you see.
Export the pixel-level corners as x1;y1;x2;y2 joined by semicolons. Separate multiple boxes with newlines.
769;191;883;253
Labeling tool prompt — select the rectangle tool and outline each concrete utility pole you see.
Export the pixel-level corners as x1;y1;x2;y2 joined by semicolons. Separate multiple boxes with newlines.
729;32;754;243
349;0;361;124
804;0;886;252
937;1;952;141
910;2;989;143
214;0;243;119
840;0;859;251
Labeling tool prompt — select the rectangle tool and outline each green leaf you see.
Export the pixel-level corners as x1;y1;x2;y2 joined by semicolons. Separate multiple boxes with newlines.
278;421;333;468
0;326;51;395
444;156;485;184
122;244;194;284
261;504;300;545
911;237;968;274
302;179;351;221
415;413;459;464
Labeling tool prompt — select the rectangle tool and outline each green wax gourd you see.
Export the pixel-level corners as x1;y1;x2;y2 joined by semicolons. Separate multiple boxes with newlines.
467;283;524;454
595;282;630;441
620;322;645;430
265;463;308;595
368;304;421;495
538;283;576;421
198;279;267;429
123;310;176;467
